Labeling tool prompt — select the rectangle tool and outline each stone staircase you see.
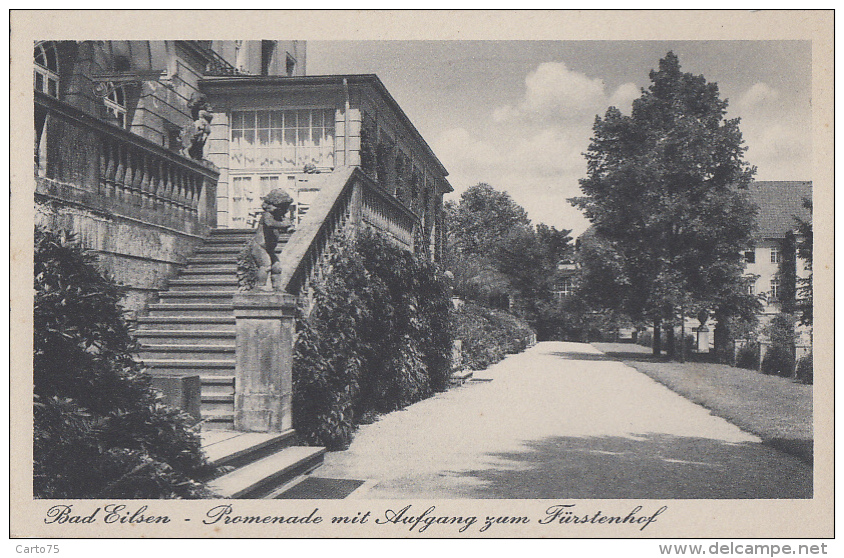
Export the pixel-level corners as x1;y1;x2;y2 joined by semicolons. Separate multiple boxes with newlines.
202;430;325;499
136;228;290;429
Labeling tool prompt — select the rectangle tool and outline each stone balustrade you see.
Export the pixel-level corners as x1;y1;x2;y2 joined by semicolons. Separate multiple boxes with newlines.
35;90;218;237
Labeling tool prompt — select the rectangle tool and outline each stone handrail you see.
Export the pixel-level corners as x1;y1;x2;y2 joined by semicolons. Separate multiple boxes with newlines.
277;166;419;307
35;91;219;236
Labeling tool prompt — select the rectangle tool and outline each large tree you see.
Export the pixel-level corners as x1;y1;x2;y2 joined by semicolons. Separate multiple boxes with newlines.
445;183;573;322
571;52;758;360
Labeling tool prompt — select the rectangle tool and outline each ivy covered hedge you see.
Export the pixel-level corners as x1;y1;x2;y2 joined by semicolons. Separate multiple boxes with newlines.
34;227;214;498
454;302;535;371
292;230;453;450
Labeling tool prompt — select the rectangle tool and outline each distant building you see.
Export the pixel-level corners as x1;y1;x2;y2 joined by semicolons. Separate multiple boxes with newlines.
743;180;812;319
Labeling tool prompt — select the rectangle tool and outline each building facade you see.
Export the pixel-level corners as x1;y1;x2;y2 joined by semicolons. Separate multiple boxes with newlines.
743;180;812;320
33;40;450;313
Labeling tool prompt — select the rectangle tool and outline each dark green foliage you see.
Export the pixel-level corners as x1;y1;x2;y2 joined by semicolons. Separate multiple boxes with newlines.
778;232;798;314
796;197;813;327
796;353;813;384
236;243;259;291
33;227;213;498
735;342;760;370
454;302;535;371
762;345;795;377
292;230;453;450
761;313;797;377
444;184;573;330
570;52;758;358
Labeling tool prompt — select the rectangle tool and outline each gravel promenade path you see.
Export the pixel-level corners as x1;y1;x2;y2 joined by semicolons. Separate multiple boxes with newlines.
308;341;812;499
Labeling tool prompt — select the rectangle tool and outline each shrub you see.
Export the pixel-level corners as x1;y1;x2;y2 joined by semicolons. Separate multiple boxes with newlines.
796;353;813;384
762;344;796;377
292;230;453;450
736;342;760;370
454;302;535;371
761;313;797;377
33;227;213;498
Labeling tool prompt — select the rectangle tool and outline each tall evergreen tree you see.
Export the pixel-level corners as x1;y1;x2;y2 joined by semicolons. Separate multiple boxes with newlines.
571;52;758;359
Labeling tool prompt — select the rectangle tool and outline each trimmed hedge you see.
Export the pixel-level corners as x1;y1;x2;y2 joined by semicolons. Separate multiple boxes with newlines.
454;302;535;371
292;230;453;450
34;227;213;498
736;342;761;370
796;353;813;384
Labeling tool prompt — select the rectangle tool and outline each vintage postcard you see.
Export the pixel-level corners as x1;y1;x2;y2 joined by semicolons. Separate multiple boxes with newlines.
9;10;833;542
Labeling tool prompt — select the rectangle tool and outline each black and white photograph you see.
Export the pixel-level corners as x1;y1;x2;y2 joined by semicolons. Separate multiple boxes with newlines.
10;10;833;542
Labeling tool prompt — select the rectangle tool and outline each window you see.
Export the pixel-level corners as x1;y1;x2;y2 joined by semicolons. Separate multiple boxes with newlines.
744;248;756;264
34;41;59;98
746;279;756;296
553;277;574;301
103;83;128;128
286;54;296;76
230;109;335;170
770;246;782;264
769;277;780;301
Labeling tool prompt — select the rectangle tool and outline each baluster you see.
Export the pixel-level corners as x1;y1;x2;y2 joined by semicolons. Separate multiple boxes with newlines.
139;153;153;209
101;139;116;199
189;174;200;217
173;170;185;221
125;151;139;206
164;164;176;218
113;144;126;204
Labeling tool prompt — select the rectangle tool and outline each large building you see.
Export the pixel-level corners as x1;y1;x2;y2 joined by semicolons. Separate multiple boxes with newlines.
744;180;812;320
34;40;451;313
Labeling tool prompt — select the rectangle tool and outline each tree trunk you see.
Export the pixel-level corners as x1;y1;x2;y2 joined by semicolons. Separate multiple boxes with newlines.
666;319;676;360
679;308;686;363
653;317;662;356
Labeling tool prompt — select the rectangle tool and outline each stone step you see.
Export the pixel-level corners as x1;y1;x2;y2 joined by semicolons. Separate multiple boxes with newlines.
185;255;241;265
146;303;233;317
195;245;248;254
139;344;235;360
202;411;235;430
167;278;239;291
208;446;326;499
210;228;255;235
179;264;238;273
136;316;235;331
142;359;235;375
201;398;235;415
157;292;237;305
173;271;238;282
201;375;235;396
135;329;236;344
202;430;298;469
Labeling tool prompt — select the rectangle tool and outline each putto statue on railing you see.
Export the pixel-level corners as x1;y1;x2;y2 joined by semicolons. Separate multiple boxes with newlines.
180;92;213;161
238;189;296;291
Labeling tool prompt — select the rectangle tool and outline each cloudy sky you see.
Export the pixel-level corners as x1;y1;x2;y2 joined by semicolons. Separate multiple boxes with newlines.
309;41;812;236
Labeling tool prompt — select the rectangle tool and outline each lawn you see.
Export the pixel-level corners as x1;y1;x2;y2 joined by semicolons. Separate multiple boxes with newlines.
592;342;813;464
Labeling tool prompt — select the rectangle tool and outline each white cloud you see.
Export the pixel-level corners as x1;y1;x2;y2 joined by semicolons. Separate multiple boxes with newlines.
608;82;640;113
493;62;639;124
737;82;781;112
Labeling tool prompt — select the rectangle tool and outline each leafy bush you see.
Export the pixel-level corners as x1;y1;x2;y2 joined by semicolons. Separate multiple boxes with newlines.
34;227;214;498
762;344;796;377
796;353;813;384
292;230;453;450
761;313;797;377
454;302;535;371
735;342;760;370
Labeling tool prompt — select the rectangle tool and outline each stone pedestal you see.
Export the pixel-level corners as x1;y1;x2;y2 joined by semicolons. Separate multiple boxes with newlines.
233;292;297;432
150;373;201;422
694;326;710;353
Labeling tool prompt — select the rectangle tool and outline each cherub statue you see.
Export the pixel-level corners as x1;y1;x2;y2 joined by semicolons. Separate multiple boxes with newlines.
180;92;213;160
247;189;296;291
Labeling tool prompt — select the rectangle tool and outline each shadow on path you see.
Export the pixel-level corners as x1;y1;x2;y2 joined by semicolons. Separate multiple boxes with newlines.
457;433;812;499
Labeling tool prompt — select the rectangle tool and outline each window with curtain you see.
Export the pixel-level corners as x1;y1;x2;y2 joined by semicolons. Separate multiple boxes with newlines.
229;109;335;171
